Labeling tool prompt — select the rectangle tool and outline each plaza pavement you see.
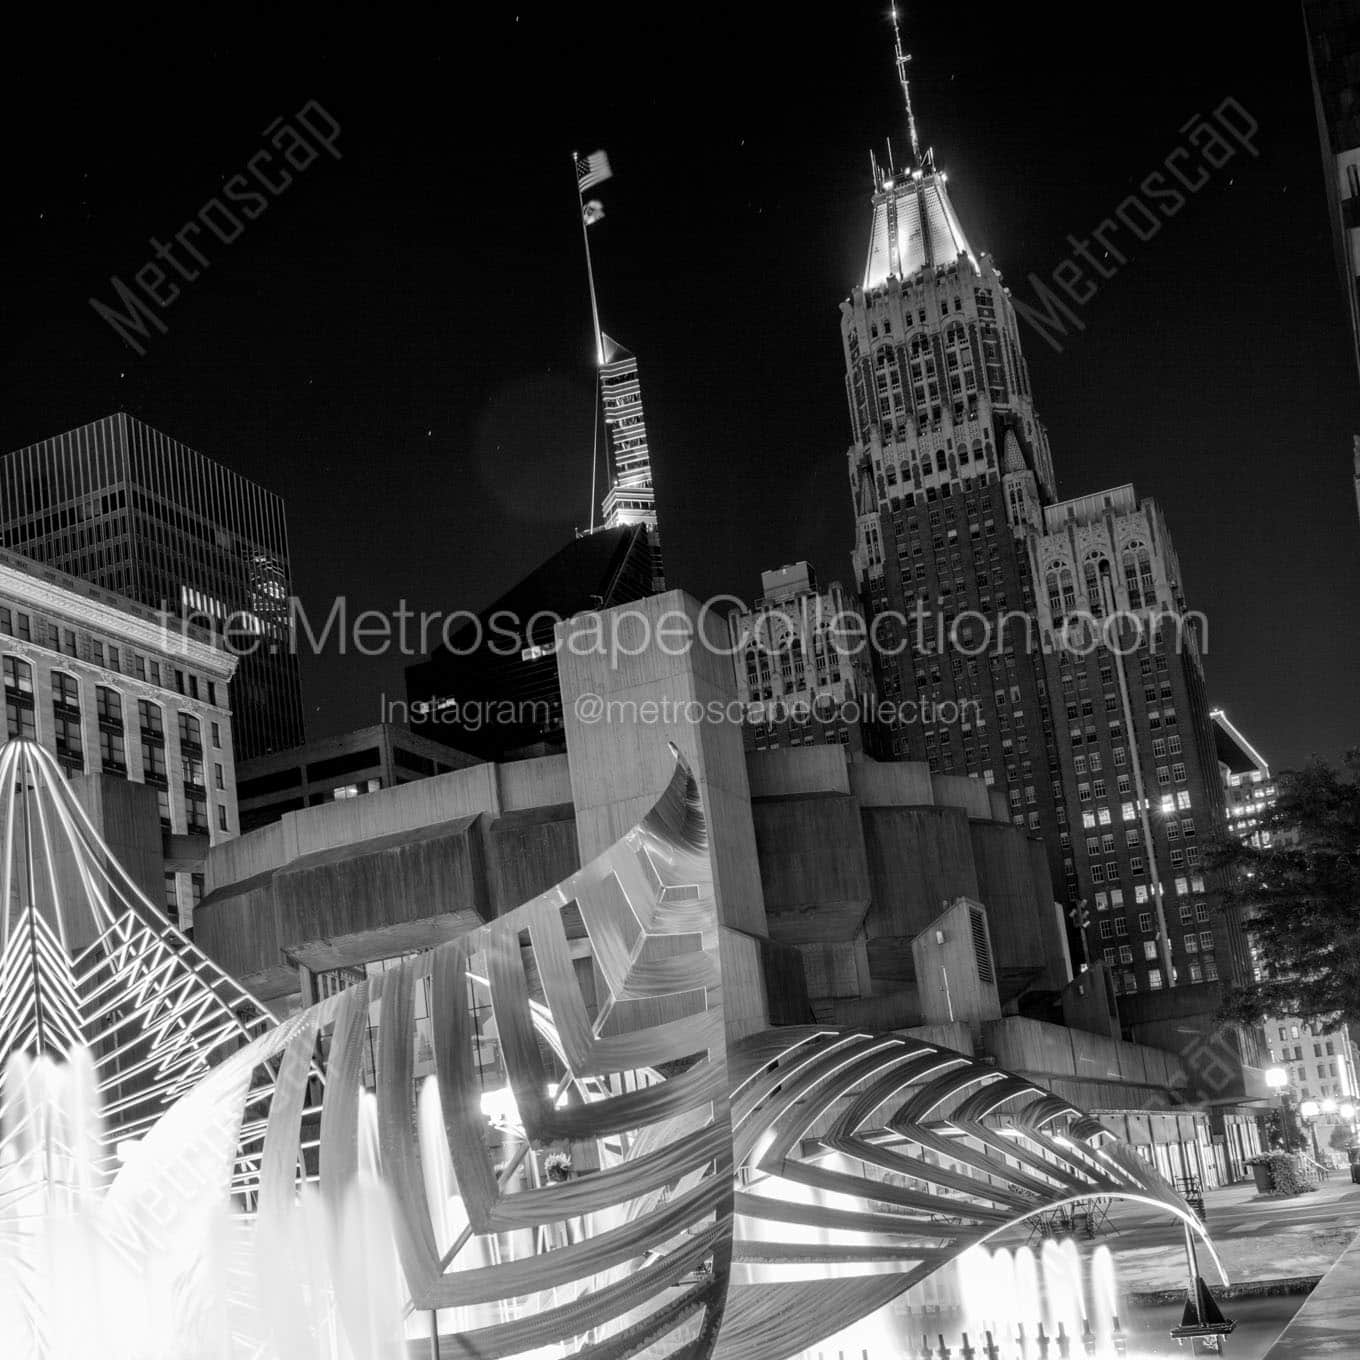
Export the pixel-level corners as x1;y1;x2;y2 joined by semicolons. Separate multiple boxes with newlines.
1096;1175;1360;1298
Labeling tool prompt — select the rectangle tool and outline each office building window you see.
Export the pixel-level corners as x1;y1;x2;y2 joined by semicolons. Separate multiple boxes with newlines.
4;658;36;739
140;700;167;786
51;673;83;773
99;727;127;773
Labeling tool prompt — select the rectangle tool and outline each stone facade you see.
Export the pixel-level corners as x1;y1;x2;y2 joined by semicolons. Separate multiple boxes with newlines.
1;546;237;931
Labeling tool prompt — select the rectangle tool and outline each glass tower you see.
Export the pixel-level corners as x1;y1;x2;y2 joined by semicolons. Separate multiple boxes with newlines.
1;412;304;760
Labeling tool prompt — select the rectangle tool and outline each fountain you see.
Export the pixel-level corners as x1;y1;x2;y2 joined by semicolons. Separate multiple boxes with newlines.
0;739;1225;1360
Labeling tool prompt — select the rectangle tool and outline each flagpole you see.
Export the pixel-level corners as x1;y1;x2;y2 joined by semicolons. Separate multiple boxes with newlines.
572;150;606;368
573;150;606;532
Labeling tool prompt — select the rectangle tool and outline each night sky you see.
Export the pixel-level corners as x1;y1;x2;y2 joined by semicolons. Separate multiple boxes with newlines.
2;5;1356;771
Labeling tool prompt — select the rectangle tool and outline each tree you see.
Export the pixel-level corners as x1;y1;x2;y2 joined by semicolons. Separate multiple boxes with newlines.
1329;1123;1354;1153
1263;1106;1307;1153
1215;748;1360;1030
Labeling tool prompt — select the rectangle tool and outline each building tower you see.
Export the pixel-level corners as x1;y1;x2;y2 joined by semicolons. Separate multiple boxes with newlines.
1213;707;1359;1143
843;13;1062;877
599;335;666;592
573;149;665;592
726;561;876;752
1303;0;1360;389
1;413;305;762
841;17;1248;1004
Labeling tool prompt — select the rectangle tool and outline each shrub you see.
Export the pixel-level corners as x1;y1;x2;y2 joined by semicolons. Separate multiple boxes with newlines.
1259;1151;1316;1196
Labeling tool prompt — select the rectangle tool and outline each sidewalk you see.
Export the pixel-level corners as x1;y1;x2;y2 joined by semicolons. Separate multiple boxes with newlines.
1261;1228;1360;1357
1108;1176;1360;1298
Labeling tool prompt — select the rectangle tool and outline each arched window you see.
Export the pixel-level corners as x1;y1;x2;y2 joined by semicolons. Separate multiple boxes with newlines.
51;671;83;774
1084;553;1109;618
1122;541;1153;609
1046;562;1076;618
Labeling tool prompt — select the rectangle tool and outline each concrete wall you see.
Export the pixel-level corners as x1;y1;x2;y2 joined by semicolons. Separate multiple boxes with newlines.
861;805;980;984
747;746;850;798
752;794;869;944
555;591;771;1041
969;820;1068;991
207;755;573;894
555;591;766;937
198;799;582;1001
1062;963;1121;1040
984;1015;1187;1093
849;758;935;807
483;805;580;916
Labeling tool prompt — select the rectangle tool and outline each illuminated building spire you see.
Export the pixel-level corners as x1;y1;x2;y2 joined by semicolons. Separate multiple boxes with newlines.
890;6;923;167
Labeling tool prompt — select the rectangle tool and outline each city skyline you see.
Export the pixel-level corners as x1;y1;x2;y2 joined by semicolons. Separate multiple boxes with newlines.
0;6;1357;768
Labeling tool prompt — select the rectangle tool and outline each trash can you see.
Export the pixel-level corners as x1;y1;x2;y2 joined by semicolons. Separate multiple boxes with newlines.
1248;1159;1273;1193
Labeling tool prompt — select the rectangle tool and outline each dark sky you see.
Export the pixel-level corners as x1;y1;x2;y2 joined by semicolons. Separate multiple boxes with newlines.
2;4;1357;771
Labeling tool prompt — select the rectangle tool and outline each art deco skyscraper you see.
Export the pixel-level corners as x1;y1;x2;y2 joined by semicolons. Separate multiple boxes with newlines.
1;412;305;761
841;19;1250;1004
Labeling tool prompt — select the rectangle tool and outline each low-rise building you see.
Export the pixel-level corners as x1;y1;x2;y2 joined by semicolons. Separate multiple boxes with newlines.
234;722;479;831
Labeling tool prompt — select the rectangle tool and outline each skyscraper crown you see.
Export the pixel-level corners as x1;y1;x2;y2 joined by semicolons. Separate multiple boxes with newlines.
861;8;976;289
862;169;975;289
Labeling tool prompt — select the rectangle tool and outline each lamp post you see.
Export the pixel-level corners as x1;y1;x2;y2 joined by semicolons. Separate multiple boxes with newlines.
1300;1099;1324;1165
1264;1066;1296;1152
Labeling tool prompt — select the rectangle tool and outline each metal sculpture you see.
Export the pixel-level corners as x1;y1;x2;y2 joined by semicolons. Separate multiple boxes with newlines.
0;737;1222;1360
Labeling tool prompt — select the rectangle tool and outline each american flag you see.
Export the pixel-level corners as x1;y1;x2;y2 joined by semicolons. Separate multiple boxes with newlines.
576;149;612;193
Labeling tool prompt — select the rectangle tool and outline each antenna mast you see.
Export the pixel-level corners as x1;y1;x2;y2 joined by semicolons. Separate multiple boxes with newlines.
891;7;922;166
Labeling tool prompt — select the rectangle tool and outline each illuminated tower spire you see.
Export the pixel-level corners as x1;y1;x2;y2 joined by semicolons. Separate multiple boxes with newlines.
890;6;923;167
571;149;665;590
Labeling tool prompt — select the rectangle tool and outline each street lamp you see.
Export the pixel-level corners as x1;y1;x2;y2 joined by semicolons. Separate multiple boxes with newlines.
1299;1100;1324;1163
1263;1067;1302;1153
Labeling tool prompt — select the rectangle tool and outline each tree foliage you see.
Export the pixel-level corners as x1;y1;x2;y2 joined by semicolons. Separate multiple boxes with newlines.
1215;748;1360;1029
